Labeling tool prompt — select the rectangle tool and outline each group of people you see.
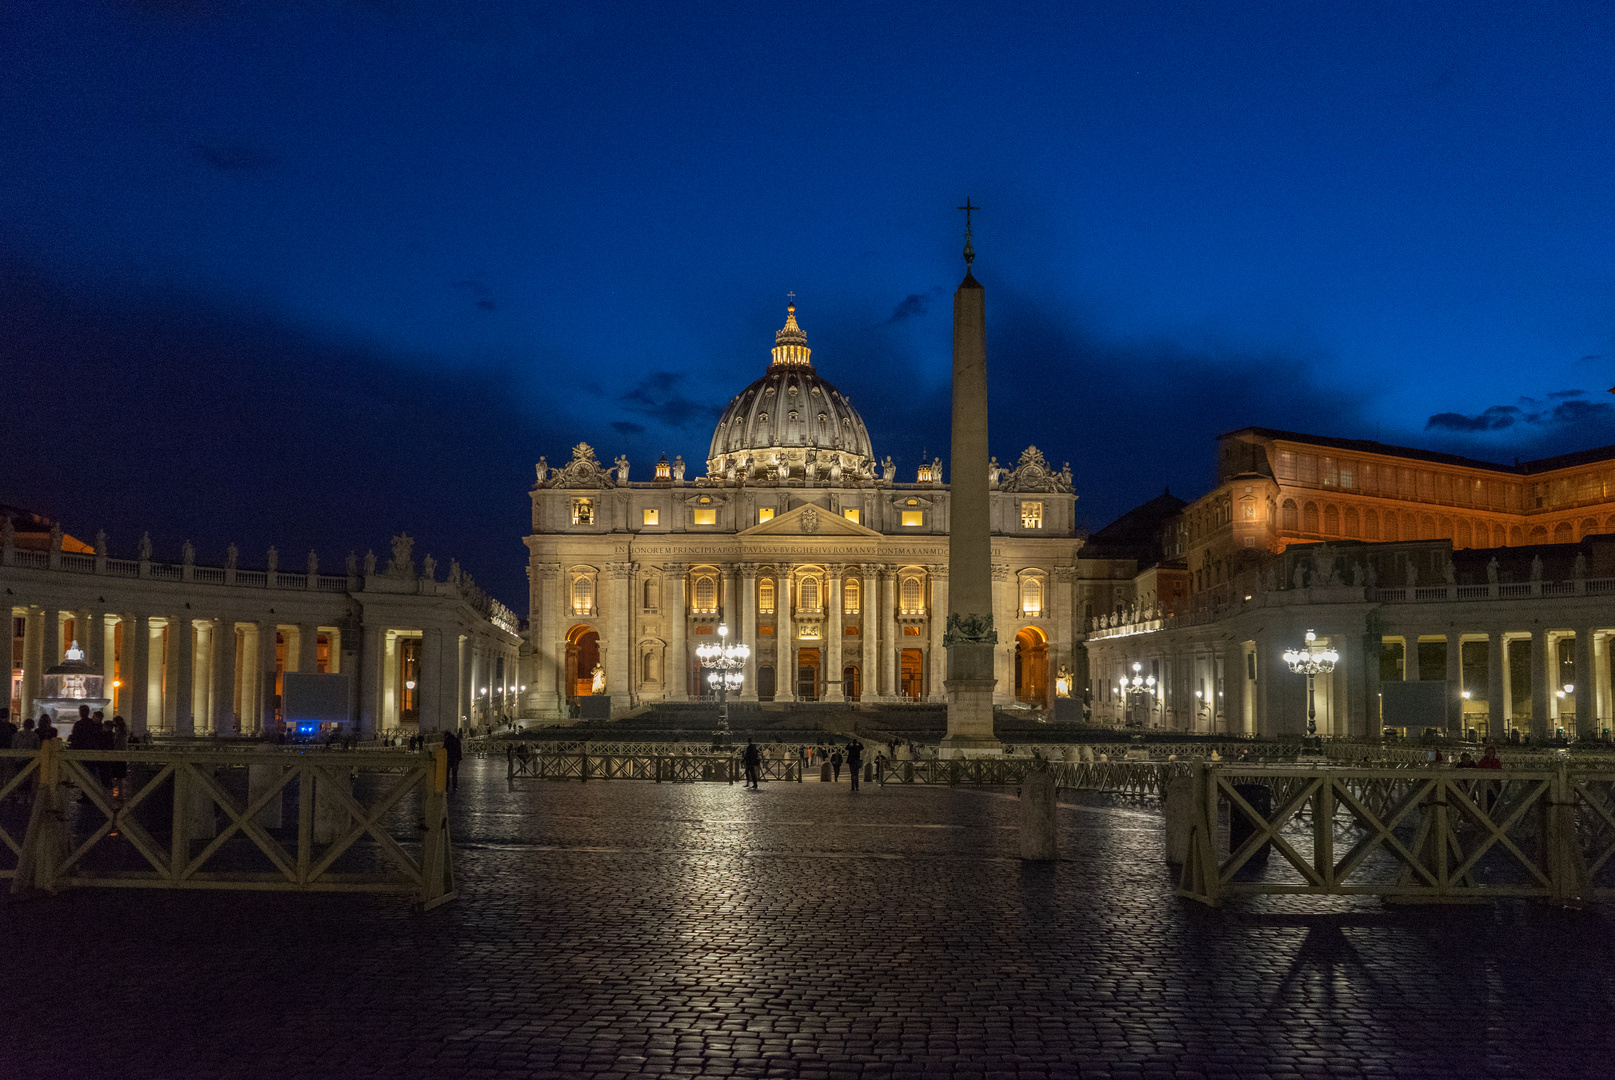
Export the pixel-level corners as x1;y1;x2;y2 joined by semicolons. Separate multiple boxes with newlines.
0;704;133;802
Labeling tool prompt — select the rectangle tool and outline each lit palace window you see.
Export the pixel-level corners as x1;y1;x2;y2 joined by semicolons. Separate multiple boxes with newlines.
901;510;923;527
571;576;593;615
757;507;775;523
800;576;820;612
843;508;860;524
1021;577;1042;615
642;508;659;526
843;579;860;614
758;578;775;614
900;576;923;614
693;576;717;613
572;499;593;525
1021;501;1043;528
693;508;717;526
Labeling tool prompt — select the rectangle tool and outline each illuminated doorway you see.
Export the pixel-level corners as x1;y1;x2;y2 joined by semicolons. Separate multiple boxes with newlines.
1015;626;1048;705
566;625;600;701
843;665;861;701
757;665;775;701
899;649;924;700
797;648;820;700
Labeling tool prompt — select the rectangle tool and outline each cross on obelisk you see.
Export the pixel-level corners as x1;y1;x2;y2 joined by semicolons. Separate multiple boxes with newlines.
942;200;999;752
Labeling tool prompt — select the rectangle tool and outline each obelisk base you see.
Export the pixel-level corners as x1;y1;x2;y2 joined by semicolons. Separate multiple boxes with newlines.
942;641;1000;753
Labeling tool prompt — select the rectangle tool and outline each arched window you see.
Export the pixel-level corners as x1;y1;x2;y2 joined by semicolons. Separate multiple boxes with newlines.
571;576;593;615
844;578;860;614
642;579;657;611
1282;499;1298;532
641;651;659;683
1323;504;1340;535
1456;520;1472;549
900;575;923;614
1303;502;1320;534
1020;577;1042;616
1344;507;1360;538
1509;525;1525;546
758;577;775;614
694;576;717;613
1554;522;1573;543
799;576;820;612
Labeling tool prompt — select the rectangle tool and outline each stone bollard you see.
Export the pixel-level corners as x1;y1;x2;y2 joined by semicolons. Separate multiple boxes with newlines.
179;765;219;841
1080;745;1095;763
314;766;354;844
1063;746;1080;762
864;762;873;782
820;762;832;782
248;746;285;829
1019;758;1058;861
1163;775;1195;864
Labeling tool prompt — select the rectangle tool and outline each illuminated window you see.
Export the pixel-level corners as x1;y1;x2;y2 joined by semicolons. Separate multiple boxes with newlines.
1021;577;1042;615
901;510;923;527
572;576;593;614
571;499;593;525
693;576;717;613
843;579;860;614
693;508;717;526
903;625;921;636
842;508;860;524
642;508;659;526
1021;501;1043;528
845;625;859;635
758;578;775;614
757;507;775;523
900;576;923;614
800;576;820;612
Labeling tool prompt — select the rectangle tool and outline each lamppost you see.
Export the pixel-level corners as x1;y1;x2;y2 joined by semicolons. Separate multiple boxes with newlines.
1121;661;1156;727
1283;630;1339;738
696;624;749;747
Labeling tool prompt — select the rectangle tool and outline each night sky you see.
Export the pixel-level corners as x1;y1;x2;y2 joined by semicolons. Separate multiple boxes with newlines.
4;2;1614;606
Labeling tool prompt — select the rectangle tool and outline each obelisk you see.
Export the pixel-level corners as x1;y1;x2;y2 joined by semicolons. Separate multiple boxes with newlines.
941;201;1000;752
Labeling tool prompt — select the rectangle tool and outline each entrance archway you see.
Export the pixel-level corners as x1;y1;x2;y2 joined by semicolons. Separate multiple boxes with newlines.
899;649;924;700
843;665;861;701
757;665;776;701
797;648;820;700
566;625;600;702
1015;626;1048;705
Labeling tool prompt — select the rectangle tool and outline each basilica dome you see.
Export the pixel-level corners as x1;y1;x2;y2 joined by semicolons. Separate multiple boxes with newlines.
706;302;876;483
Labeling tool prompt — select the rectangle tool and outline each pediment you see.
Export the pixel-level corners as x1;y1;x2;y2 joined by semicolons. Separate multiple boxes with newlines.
736;502;882;539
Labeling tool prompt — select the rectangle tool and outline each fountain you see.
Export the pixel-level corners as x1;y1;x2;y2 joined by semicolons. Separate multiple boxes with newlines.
33;641;111;724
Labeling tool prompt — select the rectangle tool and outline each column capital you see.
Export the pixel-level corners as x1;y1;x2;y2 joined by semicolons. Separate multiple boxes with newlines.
532;561;562;578
927;563;949;580
738;562;759;578
824;562;846;578
606;561;634;579
662;561;689;575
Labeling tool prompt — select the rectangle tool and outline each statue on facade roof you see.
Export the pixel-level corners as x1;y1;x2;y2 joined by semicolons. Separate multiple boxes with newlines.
307;549;318;576
1405;561;1418;587
535;457;549;485
363;550;377;576
96;530;108;557
1530;554;1544;581
227;543;239;570
346;551;358;577
422;554;436;581
988;457;1002;488
614;455;630;483
139;532;152;561
182;540;194;565
881;456;896;483
49;522;62;552
1574;552;1587;580
672;455;686;482
1487;556;1499;584
266;546;278;574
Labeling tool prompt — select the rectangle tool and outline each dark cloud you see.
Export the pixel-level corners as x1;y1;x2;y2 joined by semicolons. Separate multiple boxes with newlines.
1548;389;1585;400
617;371;723;430
611;421;645;435
883;293;930;325
1426;393;1615;434
476;299;497;311
1426;405;1520;432
1579;354;1604;363
187;140;276;171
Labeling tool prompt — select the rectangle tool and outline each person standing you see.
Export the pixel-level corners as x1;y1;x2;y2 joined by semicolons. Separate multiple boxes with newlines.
743;738;762;790
442;729;463;793
830;748;843;783
0;708;15;800
846;738;863;792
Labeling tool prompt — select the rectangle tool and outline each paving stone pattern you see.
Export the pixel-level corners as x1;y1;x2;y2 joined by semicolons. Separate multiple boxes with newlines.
3;759;1614;1079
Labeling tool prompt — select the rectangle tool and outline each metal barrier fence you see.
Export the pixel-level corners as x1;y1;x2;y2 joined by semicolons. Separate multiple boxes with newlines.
0;743;454;909
507;751;802;783
1178;761;1615;907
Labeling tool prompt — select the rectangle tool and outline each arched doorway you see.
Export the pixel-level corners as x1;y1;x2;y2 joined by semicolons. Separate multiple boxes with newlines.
757;665;776;702
843;665;861;702
566;625;600;702
1015;627;1048;705
797;648;820;700
899;649;924;700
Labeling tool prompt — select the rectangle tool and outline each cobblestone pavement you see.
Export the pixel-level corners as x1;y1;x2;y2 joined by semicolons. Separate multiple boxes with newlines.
4;758;1615;1079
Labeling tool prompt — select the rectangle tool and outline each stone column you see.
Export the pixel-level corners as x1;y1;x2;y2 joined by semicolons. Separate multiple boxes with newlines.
1445;632;1463;734
261;623;282;733
738;564;758;702
359;622;380;735
992;563;1014;705
1362;630;1382;738
1574;627;1594;739
530;562;562;718
419;628;443;732
84;610;105;673
929;566;950;702
1403;636;1420;681
606;562;632;712
1595;632;1612;738
666;563;688;701
777;568;795;702
879;567;897;702
1531;627;1551;741
173;617;196;736
381;632;399;731
941;253;999;749
19;609;43;721
1486;631;1506;741
127;614;150;734
824;565;845;702
41;607;59;683
298;623;318;674
214;619;238;736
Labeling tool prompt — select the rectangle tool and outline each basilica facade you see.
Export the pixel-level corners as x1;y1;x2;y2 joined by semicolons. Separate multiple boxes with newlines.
521;303;1082;719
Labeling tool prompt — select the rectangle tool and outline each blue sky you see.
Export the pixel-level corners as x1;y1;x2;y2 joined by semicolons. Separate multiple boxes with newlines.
4;1;1614;604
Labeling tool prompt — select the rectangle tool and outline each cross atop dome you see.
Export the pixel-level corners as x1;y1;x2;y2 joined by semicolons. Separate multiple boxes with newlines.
771;295;812;368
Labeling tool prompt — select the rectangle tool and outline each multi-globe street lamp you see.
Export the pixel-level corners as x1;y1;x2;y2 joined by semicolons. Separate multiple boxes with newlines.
1283;629;1338;737
1120;661;1156;727
695;624;748;747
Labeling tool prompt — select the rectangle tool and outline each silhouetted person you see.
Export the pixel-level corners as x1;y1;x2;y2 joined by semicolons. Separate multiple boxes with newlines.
830;749;843;782
442;730;463;792
846;739;863;791
743;738;762;789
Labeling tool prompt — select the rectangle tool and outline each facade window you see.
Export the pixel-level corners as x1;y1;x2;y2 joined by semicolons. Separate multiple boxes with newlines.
571;499;593;525
643;579;657;611
1021;501;1043;528
844;579;860;614
571;576;593;615
1298;454;1318;485
1276;450;1296;480
1322;456;1337;487
757;507;775;523
1339;462;1355;489
1020;577;1042;615
758;578;775;614
842;508;860;524
1281;499;1298;532
901;511;924;527
693;576;717;613
642;508;659;526
693;508;717;526
800;576;820;612
900;576;923;614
